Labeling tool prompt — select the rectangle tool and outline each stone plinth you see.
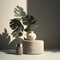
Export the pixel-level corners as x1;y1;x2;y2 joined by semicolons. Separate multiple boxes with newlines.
23;40;44;55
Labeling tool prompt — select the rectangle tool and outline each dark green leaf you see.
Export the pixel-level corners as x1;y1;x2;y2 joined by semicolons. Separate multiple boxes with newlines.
21;25;24;31
10;18;24;37
30;15;34;20
24;28;30;32
10;18;21;31
31;20;36;24
16;6;23;12
22;15;29;25
18;32;22;36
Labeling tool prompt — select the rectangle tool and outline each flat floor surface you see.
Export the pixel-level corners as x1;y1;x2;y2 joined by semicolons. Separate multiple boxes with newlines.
0;49;60;60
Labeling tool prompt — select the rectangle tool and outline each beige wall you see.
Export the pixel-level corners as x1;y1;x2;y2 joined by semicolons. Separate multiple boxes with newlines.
0;0;27;49
27;0;60;49
0;0;27;35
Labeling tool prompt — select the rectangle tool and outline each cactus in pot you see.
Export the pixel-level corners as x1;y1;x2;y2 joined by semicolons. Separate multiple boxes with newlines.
9;5;36;40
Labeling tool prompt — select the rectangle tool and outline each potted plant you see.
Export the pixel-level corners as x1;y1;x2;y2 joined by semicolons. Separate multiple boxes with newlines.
9;5;37;41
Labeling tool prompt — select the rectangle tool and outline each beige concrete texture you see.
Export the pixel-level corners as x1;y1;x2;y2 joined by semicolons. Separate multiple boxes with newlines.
23;40;44;54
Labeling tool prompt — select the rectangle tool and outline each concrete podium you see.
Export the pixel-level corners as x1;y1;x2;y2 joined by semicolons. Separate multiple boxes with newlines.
23;40;44;54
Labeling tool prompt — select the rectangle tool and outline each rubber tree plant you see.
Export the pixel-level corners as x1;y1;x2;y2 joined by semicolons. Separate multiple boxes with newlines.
9;5;36;40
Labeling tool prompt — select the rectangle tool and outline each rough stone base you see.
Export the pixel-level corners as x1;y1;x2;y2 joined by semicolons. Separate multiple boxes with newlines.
23;40;44;55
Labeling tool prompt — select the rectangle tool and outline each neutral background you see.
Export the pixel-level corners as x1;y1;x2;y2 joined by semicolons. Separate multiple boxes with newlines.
27;0;60;49
0;0;60;49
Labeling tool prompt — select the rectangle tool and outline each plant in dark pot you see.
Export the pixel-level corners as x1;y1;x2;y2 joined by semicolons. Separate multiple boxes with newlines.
9;5;37;41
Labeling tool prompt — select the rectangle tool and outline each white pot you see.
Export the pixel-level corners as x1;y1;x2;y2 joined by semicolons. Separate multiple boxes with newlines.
27;31;36;41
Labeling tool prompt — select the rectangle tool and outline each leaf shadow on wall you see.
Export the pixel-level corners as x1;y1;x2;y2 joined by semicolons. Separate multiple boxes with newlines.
9;37;22;49
0;28;10;49
0;28;22;50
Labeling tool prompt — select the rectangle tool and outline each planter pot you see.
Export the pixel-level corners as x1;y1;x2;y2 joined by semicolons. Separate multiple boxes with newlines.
16;44;23;55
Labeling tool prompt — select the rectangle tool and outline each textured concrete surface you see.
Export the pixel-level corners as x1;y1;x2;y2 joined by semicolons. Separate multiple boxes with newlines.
23;40;44;54
0;49;60;60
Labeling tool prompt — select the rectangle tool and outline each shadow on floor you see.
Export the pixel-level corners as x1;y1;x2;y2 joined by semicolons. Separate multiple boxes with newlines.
1;49;17;55
45;49;60;53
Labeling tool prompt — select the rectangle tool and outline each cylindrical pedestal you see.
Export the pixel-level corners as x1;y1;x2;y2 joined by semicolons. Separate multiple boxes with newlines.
16;44;23;55
23;40;44;55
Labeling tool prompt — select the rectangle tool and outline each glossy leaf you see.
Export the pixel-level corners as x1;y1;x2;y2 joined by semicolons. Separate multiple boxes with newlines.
23;15;36;27
10;18;24;37
18;32;23;36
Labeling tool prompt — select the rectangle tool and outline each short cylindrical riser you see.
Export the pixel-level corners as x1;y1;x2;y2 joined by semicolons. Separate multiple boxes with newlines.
23;40;44;55
16;44;23;55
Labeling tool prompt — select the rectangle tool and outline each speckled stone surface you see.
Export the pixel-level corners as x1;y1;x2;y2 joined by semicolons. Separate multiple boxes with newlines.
23;40;44;54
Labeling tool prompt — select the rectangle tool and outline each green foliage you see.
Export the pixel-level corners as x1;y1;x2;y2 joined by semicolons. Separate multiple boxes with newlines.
9;5;36;38
22;15;36;25
10;18;24;36
14;6;26;17
22;15;36;32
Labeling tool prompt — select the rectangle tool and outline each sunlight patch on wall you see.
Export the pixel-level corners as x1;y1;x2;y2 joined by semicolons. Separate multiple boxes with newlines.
0;0;27;41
